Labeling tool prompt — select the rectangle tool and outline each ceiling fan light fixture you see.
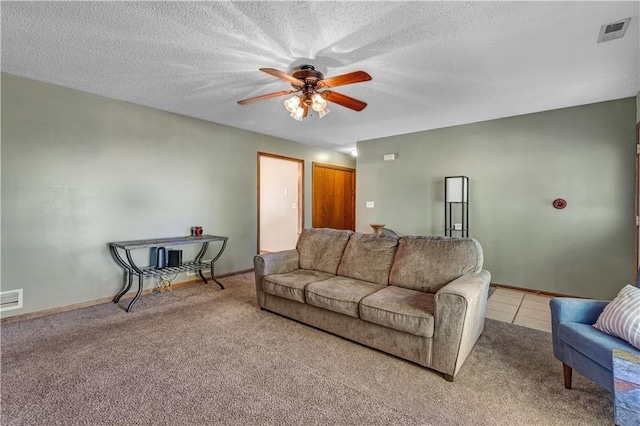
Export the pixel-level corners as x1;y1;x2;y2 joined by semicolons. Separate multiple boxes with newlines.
311;93;327;112
291;106;305;121
284;95;301;113
318;107;330;118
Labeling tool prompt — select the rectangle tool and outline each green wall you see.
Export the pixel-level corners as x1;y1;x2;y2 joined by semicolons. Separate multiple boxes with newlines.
1;74;355;317
356;98;636;299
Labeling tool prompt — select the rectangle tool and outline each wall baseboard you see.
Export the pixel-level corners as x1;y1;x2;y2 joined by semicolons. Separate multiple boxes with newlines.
490;282;586;299
2;274;584;325
0;269;255;325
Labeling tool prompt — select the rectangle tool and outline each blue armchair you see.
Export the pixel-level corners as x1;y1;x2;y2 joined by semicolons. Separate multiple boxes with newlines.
550;282;640;392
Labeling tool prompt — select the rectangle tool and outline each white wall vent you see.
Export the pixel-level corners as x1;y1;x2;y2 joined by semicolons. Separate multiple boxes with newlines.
0;289;23;312
597;18;631;43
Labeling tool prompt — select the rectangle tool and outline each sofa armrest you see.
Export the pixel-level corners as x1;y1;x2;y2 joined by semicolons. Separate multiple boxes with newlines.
432;270;491;378
253;250;299;307
549;298;609;326
550;297;609;360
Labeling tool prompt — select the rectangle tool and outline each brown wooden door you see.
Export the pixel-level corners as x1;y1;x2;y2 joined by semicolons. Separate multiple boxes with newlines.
312;163;355;230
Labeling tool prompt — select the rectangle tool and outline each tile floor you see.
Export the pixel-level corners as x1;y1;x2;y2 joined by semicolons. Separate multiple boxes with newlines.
486;287;553;333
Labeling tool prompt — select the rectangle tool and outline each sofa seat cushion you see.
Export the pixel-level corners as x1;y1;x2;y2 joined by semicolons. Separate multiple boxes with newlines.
263;269;335;303
306;276;385;318
360;286;435;338
558;322;639;371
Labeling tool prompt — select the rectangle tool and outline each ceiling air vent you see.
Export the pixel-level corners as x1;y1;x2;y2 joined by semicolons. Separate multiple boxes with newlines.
597;18;631;43
0;289;23;312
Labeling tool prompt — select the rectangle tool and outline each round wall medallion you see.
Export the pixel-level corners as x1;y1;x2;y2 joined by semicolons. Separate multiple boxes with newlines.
553;198;567;209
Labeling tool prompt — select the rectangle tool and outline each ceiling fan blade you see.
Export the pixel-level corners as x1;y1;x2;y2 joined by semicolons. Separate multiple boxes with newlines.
259;68;305;86
322;91;368;111
317;71;372;89
237;90;297;105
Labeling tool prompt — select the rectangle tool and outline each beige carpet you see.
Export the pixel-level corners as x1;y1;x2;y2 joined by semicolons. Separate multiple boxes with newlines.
1;273;612;425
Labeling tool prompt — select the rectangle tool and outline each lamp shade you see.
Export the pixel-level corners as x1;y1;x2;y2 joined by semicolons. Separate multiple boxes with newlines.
284;96;301;113
311;93;327;112
445;176;468;202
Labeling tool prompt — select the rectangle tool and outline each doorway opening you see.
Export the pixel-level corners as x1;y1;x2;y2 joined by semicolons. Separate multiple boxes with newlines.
258;153;304;254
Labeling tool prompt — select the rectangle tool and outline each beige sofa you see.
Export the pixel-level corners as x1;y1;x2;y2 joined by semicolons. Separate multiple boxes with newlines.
254;228;491;380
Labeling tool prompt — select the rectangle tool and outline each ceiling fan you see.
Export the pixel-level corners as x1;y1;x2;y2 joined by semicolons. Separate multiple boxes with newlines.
237;65;372;121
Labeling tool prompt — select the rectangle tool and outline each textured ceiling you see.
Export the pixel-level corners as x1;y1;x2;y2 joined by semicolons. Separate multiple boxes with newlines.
2;2;639;153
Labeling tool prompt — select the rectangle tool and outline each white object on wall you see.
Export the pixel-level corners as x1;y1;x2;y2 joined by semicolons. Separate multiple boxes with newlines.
0;289;23;312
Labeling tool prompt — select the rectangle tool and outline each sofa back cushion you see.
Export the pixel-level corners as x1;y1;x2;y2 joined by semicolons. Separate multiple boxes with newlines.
389;236;483;293
297;228;353;274
337;232;399;285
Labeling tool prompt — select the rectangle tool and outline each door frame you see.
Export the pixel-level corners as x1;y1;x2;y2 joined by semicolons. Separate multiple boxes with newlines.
257;152;304;254
312;162;356;230
635;122;639;279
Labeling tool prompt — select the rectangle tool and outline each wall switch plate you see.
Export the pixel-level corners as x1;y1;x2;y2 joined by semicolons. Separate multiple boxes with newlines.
383;153;397;161
454;223;463;231
291;203;297;209
366;201;375;208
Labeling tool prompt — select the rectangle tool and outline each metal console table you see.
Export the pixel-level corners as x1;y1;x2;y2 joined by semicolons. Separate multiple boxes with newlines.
109;235;228;312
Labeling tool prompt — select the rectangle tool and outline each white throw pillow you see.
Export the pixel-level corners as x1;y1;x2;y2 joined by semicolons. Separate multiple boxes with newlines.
593;284;640;350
